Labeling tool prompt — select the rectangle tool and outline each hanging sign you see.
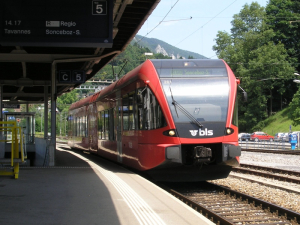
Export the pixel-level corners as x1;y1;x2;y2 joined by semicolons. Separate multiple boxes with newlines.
0;0;113;47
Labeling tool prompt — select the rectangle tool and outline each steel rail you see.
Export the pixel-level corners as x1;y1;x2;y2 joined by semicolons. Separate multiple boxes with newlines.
159;182;300;225
241;149;300;154
232;164;300;184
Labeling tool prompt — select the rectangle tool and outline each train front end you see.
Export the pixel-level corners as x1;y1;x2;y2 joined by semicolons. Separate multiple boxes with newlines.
147;59;241;181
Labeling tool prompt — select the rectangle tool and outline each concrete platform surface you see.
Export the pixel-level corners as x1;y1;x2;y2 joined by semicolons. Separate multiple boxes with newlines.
0;143;215;225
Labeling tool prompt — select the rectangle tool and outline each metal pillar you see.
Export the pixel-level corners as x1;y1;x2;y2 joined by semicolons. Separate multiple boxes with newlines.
0;85;2;121
48;64;56;166
0;86;3;142
44;86;48;139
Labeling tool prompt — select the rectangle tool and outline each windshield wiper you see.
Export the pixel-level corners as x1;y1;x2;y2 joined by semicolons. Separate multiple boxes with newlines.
170;87;179;118
169;87;203;128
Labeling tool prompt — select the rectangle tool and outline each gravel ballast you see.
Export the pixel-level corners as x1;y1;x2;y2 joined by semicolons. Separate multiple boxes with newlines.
209;151;300;213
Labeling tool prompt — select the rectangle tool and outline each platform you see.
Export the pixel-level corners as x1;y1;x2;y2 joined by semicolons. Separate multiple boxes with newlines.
0;143;215;225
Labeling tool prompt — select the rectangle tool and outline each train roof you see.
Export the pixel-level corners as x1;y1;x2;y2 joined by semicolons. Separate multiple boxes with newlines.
149;59;226;68
69;94;93;110
69;59;231;110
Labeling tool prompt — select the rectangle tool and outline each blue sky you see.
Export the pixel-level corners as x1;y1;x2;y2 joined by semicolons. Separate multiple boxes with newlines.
137;0;268;59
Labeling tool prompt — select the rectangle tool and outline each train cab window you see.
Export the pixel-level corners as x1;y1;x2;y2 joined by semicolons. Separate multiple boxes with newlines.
137;87;166;130
232;96;238;126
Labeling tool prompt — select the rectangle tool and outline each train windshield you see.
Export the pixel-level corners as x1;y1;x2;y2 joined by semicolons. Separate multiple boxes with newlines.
161;78;229;123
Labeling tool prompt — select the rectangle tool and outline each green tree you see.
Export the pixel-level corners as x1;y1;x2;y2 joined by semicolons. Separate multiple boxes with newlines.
265;0;300;71
57;90;79;112
288;88;300;125
265;0;300;117
213;2;295;131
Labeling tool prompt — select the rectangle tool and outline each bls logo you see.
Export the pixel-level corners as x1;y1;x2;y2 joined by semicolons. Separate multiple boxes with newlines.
189;128;213;136
189;130;198;136
199;128;213;136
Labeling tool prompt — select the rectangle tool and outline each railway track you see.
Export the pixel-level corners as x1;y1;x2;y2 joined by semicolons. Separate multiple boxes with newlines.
242;148;300;155
232;163;300;185
160;182;300;225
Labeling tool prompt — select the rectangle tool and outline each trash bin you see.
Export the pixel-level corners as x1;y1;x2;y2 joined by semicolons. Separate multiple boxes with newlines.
289;133;298;150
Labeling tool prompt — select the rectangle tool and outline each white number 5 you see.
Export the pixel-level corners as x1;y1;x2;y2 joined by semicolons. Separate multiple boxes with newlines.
76;74;82;81
96;4;103;14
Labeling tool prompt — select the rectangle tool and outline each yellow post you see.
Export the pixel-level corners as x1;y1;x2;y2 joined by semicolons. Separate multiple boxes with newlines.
14;162;19;179
13;126;20;179
0;121;24;179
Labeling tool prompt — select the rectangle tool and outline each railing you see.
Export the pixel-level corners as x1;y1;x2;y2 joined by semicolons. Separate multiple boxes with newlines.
0;121;26;179
239;140;298;150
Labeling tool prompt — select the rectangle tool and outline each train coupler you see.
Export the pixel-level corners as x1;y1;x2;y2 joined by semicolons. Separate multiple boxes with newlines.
194;146;212;162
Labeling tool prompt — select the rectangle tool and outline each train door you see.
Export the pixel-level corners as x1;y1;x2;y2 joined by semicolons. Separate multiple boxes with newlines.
88;103;98;153
116;92;122;162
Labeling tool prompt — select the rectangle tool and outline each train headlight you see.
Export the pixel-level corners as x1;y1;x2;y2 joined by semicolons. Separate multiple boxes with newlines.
225;128;234;135
169;130;176;136
163;129;177;137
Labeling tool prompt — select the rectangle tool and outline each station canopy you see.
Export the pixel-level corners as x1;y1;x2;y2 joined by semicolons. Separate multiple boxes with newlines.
0;0;160;104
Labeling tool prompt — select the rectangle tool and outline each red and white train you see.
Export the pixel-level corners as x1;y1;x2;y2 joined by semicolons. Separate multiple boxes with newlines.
68;59;241;181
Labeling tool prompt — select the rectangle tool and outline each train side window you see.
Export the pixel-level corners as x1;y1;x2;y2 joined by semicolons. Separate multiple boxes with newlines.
122;94;129;130
75;117;78;136
72;116;76;137
98;111;103;139
109;108;114;140
68;114;72;136
128;92;136;130
80;117;83;136
85;115;88;137
78;117;80;136
104;110;109;140
79;117;82;136
81;116;86;137
73;117;75;136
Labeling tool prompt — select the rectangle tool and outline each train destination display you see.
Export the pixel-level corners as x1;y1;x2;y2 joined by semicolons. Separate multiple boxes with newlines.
0;0;113;47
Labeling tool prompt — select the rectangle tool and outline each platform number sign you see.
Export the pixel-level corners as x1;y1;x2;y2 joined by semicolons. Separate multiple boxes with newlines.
59;71;71;83
72;71;86;83
58;70;86;84
92;0;107;15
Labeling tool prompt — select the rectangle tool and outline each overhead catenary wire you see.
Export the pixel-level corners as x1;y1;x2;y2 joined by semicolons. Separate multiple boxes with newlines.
175;0;238;47
136;0;181;43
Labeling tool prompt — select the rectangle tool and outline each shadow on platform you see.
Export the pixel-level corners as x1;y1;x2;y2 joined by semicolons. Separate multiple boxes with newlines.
0;145;123;225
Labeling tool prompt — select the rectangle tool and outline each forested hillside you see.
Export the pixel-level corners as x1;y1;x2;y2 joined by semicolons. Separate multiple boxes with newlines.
92;43;172;81
131;34;206;59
